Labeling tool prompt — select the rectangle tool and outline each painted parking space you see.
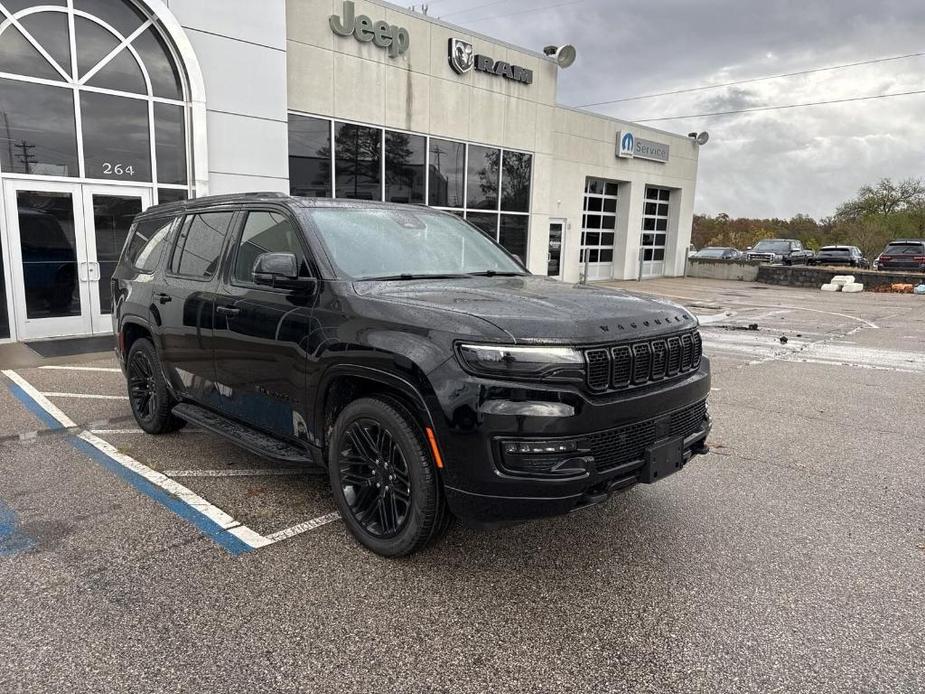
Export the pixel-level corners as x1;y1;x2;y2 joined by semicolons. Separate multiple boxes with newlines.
1;364;342;555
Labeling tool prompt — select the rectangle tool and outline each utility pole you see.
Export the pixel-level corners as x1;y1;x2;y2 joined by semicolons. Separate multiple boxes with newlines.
2;112;14;172
14;140;37;174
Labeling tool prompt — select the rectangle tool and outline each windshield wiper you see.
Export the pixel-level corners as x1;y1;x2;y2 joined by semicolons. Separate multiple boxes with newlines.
362;273;468;281
465;271;528;277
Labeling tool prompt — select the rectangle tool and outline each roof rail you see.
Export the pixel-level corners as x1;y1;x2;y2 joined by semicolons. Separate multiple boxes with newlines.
144;191;291;215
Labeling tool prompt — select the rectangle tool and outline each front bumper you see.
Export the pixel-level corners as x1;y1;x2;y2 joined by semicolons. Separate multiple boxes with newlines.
428;357;712;526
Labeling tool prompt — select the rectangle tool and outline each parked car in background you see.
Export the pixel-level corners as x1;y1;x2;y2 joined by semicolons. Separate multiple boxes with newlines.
810;246;869;268
692;247;742;261
745;239;814;265
875;240;925;272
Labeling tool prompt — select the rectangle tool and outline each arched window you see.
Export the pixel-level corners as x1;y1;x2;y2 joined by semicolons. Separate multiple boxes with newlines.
0;0;190;197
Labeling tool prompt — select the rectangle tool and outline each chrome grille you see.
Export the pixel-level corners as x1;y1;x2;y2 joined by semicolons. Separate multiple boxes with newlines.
583;330;702;393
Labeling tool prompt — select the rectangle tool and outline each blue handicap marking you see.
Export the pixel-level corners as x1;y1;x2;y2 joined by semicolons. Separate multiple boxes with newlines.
0;498;35;557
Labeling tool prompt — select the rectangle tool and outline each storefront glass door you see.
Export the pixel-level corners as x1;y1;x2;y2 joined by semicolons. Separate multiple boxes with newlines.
2;180;150;340
547;219;566;279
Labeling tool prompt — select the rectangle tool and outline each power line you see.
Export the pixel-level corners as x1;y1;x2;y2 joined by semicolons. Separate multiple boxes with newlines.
459;0;587;24
630;88;925;122
439;0;510;18
576;50;925;108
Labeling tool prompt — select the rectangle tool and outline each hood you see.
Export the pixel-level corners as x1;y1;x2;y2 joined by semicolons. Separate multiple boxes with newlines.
353;275;696;344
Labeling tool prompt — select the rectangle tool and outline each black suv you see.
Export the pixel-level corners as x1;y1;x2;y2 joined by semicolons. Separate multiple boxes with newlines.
876;240;925;272
745;239;814;265
112;194;711;556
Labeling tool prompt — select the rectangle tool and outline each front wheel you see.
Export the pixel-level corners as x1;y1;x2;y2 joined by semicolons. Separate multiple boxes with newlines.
328;396;450;557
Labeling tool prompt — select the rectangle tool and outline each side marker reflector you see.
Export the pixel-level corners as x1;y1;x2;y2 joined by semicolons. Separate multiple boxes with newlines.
425;426;444;469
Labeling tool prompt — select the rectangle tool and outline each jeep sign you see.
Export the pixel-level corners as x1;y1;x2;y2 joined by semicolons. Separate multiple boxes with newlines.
330;1;409;58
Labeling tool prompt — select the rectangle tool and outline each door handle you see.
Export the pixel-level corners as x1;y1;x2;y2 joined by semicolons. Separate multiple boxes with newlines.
89;262;101;282
216;305;240;317
154;292;172;304
78;262;89;283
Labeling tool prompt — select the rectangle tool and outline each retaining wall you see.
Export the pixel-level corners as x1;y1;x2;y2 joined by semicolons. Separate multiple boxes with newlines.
687;259;761;281
757;265;925;290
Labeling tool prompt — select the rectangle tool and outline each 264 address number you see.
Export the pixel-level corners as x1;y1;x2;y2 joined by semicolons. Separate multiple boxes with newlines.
102;162;136;176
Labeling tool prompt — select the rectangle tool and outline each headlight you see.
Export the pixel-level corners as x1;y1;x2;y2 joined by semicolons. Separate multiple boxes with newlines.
457;344;585;382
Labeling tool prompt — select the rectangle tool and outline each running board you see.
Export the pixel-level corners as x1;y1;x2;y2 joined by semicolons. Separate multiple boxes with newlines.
171;403;316;466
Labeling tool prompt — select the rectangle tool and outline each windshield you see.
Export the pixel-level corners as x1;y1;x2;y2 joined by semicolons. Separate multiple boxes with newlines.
697;248;728;258
883;243;925;255
303;207;527;280
752;240;791;253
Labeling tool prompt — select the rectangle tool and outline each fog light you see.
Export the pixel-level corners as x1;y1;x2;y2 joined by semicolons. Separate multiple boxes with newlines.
498;438;590;477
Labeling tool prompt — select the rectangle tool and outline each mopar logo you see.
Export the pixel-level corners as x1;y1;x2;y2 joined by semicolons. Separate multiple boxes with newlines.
617;131;635;158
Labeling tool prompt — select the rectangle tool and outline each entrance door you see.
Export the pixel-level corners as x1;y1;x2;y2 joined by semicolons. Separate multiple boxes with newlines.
81;186;152;334
3;180;151;340
547;219;566;279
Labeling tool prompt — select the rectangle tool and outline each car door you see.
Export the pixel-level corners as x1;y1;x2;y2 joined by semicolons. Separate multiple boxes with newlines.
212;207;317;442
156;208;237;407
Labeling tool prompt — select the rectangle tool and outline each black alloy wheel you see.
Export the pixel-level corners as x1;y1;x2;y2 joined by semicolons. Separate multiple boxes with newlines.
128;348;159;423
125;338;184;434
339;418;412;538
329;396;451;557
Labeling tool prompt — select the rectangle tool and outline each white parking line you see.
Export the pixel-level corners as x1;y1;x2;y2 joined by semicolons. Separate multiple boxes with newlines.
265;512;342;542
4;369;346;552
39;366;122;373
163;468;307;478
42;392;129;400
3;370;76;428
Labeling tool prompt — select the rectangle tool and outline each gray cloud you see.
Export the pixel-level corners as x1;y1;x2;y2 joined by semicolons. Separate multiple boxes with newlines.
433;0;925;218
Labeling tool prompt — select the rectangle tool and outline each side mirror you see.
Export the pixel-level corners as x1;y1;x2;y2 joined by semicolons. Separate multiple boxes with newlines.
253;252;316;292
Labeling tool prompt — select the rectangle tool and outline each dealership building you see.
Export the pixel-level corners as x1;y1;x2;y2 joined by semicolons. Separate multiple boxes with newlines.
0;0;701;344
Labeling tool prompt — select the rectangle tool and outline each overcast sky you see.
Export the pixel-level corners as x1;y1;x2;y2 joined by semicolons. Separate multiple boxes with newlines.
422;0;925;220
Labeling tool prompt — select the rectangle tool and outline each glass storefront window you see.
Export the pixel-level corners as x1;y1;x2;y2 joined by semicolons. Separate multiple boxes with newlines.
0;235;8;339
428;138;465;208
466;212;498;238
499;214;528;260
157;188;188;204
466;145;499;210
131;26;183;100
154;103;187;185
501;151;532;212
334;122;381;200
18;11;72;75
0;79;79;176
288;115;331;197
385;131;425;204
0;26;62;80
80;91;151;181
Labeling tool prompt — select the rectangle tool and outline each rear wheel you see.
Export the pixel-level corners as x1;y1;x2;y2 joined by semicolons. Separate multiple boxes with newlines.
329;396;450;557
126;338;184;434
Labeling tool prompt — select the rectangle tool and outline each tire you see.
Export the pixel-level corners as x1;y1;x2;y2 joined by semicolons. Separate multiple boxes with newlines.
328;396;450;557
125;338;184;435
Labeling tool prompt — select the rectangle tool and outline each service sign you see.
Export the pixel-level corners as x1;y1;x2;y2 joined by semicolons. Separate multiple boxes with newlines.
616;131;669;163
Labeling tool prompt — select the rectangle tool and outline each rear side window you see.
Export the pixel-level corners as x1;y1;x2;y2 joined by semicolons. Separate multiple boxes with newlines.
124;217;174;273
233;211;309;285
169;211;234;279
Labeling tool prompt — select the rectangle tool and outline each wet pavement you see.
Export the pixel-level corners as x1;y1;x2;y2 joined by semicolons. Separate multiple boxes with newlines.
1;277;923;693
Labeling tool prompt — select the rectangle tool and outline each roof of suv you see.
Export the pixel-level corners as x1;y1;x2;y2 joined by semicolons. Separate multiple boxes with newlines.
139;192;433;219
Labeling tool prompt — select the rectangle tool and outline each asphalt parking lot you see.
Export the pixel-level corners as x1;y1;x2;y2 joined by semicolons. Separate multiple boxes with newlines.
1;277;923;693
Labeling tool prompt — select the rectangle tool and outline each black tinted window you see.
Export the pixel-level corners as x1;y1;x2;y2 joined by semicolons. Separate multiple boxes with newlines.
885;243;925;255
385;131;425;204
124;217;174;273
234;212;309;284
428;138;465;208
466;145;499;210
170;212;233;279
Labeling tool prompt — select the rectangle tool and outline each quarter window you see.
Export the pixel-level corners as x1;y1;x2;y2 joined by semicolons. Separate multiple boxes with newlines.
233;212;308;285
125;217;174;273
169;212;234;279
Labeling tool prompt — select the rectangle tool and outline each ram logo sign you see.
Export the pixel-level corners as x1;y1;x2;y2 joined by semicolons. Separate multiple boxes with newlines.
447;37;533;85
449;38;474;74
